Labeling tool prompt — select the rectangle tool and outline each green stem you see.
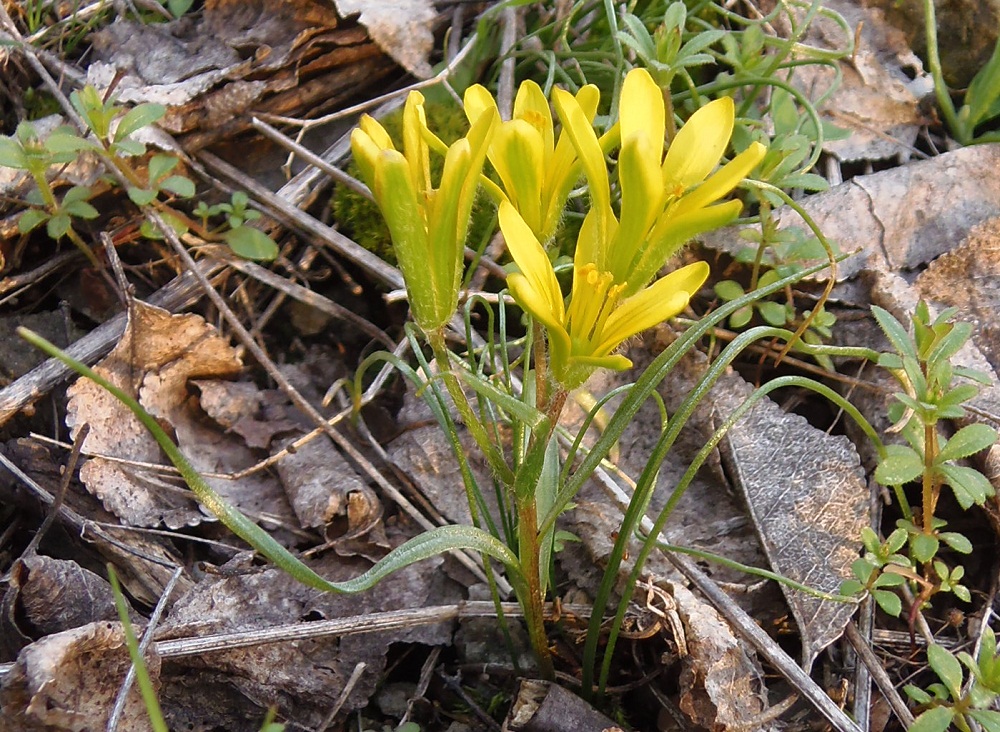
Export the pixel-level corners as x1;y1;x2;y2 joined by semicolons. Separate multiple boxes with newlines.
923;0;964;142
428;329;516;486
922;421;940;533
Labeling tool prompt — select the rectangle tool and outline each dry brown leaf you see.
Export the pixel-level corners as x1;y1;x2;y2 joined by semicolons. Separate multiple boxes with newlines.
330;0;436;78
0;557;119;660
713;374;867;669
672;581;772;731
0;621;157;732
157;551;461;728
66;299;255;528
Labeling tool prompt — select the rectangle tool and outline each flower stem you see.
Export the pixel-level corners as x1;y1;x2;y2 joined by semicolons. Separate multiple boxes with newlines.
428;330;515;486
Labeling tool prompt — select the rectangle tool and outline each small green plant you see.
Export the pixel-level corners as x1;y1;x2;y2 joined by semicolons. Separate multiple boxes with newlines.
0;85;279;261
840;303;996;636
905;628;1000;732
923;0;1000;145
840;527;913;617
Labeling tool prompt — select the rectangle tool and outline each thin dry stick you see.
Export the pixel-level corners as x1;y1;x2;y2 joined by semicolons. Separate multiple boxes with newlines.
15;424;89;562
317;661;367;731
667;552;863;732
195;150;402;289
150;602;592;660
844;621;915;728
206;245;394;348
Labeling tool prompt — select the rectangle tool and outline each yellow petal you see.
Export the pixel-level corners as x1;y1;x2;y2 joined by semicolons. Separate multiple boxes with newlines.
620;69;664;163
508;272;573;383
662;97;734;192
428;139;471;299
402;91;431;197
542;84;601;243
350;127;381;189
622;201;741;295
553;87;611;235
492;120;545;235
359;115;394;150
513;80;554;152
464;84;500;126
499;201;564;322
612;131;664;283
375;149;442;329
598;261;709;353
574;204;618;274
670;141;766;217
455;105;497;241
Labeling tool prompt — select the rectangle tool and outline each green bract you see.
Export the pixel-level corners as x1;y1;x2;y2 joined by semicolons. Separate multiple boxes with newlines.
351;91;498;332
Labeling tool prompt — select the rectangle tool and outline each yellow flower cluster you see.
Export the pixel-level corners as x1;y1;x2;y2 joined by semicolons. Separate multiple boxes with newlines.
351;69;766;389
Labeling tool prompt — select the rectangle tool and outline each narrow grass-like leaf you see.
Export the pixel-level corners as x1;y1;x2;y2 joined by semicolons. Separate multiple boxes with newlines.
18;329;526;600
107;566;169;732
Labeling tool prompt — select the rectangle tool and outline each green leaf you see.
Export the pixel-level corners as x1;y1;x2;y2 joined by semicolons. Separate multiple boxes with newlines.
46;212;71;239
885;527;908;554
873;572;906;588
114;102;166;142
61;199;99;219
928;643;964;699
0;136;28;168
872;306;917;360
128;187;158;206
223;225;278;260
147;153;179;183
905;684;933;704
839;579;864;596
113;138;147;157
17;208;50;233
874;444;924;486
159;175;195;198
43;130;94;154
939;531;973;554
952;584;971;603
908;706;955;732
911;533;939;564
757;300;787;327
872;589;901;616
969;710;1000;732
729;305;752;329
167;0;194;15
19;327;529;604
713;280;744;301
937;424;998;463
939;463;994;509
965;36;1000;129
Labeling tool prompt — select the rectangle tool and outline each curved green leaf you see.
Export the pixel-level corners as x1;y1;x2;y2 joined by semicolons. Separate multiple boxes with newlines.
17;328;524;600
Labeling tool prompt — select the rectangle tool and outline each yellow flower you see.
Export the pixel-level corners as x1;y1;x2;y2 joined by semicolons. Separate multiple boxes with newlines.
464;80;600;244
500;201;708;390
351;91;497;332
554;68;767;297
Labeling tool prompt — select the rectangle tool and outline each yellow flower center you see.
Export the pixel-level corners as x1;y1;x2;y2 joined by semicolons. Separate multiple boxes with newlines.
567;263;626;354
522;109;548;133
